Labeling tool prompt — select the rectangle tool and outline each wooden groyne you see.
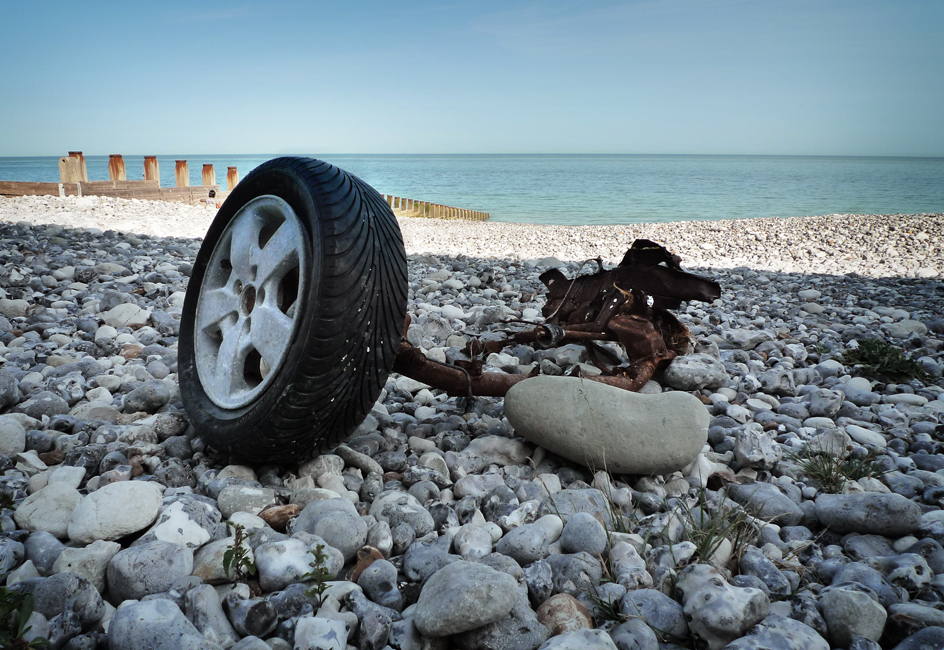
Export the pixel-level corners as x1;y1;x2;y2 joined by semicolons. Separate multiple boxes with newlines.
383;195;489;221
0;153;490;219
0;152;237;207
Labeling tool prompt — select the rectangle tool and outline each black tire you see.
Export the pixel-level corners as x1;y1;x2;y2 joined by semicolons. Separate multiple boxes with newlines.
179;157;408;463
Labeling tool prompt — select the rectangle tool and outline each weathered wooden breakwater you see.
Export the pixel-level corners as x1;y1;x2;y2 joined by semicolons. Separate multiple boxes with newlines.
0;152;232;207
0;153;490;219
383;194;489;221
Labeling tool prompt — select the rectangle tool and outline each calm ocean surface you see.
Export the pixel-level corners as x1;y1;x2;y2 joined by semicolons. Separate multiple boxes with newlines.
2;154;942;226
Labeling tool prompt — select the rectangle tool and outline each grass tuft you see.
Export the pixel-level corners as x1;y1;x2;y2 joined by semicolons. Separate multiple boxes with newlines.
787;445;878;494
842;338;930;382
674;489;759;571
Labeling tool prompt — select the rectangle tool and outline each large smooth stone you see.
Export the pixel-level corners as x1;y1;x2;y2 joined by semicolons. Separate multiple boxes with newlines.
504;376;709;475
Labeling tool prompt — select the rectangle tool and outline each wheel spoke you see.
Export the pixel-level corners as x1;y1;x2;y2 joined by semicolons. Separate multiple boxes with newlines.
255;220;301;286
199;287;240;327
229;213;261;278
215;316;251;394
250;304;294;370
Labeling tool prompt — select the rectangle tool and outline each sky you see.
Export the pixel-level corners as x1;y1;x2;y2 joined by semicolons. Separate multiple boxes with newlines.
1;0;942;157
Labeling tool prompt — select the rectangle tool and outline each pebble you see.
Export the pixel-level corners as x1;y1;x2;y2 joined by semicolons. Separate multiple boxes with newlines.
676;564;769;650
815;493;924;536
821;586;888;646
106;540;194;601
0;198;941;649
67;480;163;543
413;560;518;636
108;598;220;650
13;482;83;538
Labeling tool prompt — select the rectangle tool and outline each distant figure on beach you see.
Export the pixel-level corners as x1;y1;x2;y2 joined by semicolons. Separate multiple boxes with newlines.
203;189;219;209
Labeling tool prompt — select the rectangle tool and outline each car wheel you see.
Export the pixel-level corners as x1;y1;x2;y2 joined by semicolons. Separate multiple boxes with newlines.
178;157;408;462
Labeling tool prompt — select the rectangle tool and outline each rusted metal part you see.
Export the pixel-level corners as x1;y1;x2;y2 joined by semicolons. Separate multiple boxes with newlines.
392;341;662;396
541;242;720;318
392;240;721;398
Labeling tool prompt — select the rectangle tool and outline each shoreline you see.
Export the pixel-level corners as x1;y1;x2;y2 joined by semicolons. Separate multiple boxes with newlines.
0;194;942;279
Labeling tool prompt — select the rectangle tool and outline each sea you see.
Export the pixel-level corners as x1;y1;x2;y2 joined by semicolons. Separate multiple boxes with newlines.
1;154;942;226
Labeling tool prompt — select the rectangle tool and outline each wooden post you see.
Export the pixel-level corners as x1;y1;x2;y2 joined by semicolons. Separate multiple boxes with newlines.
108;155;126;181
202;164;216;186
59;156;81;183
386;195;394;208
68;151;88;182
144;156;160;185
227;166;239;190
175;160;189;187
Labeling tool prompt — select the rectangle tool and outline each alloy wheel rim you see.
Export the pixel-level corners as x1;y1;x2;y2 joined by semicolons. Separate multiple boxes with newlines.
194;195;309;409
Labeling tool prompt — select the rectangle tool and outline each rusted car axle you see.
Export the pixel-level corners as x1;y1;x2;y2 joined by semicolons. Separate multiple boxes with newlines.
393;240;722;397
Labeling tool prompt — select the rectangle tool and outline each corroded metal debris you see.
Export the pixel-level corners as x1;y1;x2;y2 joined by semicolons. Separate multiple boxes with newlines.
393;239;721;397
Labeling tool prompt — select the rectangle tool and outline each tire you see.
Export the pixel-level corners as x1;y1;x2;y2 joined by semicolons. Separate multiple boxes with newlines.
179;157;408;463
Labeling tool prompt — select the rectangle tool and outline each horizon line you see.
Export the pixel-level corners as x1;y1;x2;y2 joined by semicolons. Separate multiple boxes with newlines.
2;152;944;160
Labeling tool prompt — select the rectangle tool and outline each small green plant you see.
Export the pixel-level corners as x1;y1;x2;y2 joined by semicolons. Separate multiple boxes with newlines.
842;338;930;382
303;544;332;606
788;446;878;494
1;587;48;648
222;522;257;583
674;489;758;570
585;581;629;625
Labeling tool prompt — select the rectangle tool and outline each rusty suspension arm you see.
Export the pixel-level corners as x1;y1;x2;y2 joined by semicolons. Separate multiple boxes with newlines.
391;340;671;397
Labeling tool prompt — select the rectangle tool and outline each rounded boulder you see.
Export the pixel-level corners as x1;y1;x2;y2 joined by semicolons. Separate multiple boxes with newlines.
504;376;709;475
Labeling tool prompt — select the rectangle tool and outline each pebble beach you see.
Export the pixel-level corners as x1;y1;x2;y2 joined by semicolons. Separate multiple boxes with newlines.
1;193;944;650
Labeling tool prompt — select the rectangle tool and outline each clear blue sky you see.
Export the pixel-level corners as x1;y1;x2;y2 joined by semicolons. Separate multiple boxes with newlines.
2;0;942;157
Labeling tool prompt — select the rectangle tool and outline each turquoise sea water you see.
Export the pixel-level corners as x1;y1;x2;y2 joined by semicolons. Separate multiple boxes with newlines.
1;154;942;226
